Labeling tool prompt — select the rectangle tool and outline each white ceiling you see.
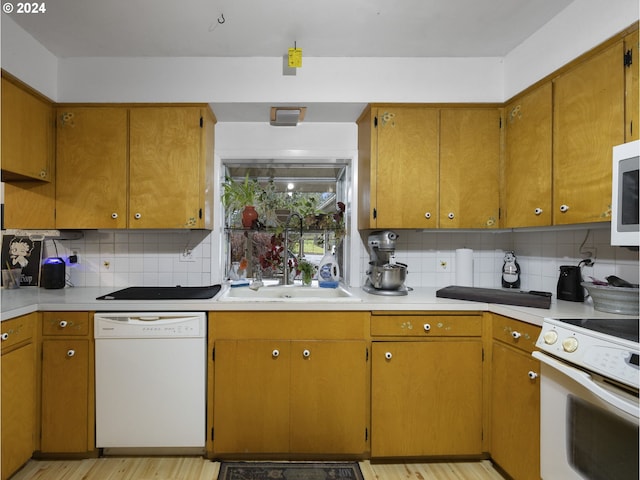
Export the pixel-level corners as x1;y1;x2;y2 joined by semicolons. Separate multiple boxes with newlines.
8;0;575;121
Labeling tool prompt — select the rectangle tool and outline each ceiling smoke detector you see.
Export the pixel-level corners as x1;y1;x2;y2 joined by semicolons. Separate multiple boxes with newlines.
270;107;306;126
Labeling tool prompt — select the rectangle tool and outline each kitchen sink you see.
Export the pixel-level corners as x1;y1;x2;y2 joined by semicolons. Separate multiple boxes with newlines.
217;284;362;303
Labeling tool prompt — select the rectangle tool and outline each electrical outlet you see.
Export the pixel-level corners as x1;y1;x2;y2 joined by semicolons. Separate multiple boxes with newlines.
69;249;80;264
180;248;196;262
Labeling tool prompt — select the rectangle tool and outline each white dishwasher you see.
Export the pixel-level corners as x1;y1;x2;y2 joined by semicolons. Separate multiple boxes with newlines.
94;312;206;454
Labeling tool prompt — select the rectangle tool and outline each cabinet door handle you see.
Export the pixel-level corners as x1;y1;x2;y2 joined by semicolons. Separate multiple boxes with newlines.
272;349;280;358
528;371;538;380
423;323;431;332
302;349;311;358
559;204;569;213
534;208;543;215
1;333;9;341
511;331;522;339
384;352;393;360
66;349;76;358
447;212;455;220
59;320;68;328
134;213;142;219
424;212;431;219
111;212;119;219
39;170;47;178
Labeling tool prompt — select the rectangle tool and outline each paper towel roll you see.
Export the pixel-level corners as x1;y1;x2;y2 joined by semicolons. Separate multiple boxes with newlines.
455;248;474;286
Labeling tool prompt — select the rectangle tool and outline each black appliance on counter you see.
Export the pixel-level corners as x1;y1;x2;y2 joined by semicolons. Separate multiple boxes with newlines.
96;285;221;300
557;265;584;302
41;257;66;289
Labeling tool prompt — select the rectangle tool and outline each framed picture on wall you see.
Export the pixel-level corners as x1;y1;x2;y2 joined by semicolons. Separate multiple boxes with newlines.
1;235;43;286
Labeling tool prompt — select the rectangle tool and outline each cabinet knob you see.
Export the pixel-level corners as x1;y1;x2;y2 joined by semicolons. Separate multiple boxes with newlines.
66;349;76;358
1;332;9;341
134;213;142;219
58;320;68;328
511;331;522;339
528;371;539;380
384;352;393;360
559;204;569;213
534;208;543;215
423;323;431;332
302;349;311;358
39;170;47;178
272;349;280;358
424;212;431;219
448;212;455;220
111;212;119;219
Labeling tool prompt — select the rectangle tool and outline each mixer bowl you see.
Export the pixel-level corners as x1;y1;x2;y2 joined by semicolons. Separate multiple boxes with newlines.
367;262;407;290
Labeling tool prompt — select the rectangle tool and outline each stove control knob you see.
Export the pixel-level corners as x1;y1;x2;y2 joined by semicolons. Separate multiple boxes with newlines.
562;337;579;353
543;331;558;345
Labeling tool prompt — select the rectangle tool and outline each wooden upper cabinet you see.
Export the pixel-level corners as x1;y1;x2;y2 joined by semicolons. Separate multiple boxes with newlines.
129;107;204;229
55;107;128;229
55;105;215;229
503;83;553;228
553;41;625;225
625;29;639;141
1;76;54;182
440;108;501;228
373;107;439;229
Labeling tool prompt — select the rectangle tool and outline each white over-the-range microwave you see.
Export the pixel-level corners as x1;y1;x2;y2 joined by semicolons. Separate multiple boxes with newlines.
612;140;639;247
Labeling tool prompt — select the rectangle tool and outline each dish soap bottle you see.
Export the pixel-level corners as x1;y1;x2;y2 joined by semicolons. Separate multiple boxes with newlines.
318;253;340;288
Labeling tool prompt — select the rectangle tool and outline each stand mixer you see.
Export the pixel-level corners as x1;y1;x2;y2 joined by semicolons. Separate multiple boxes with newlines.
363;230;409;296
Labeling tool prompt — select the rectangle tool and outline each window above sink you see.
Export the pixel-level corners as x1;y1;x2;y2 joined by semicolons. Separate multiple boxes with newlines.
221;158;351;283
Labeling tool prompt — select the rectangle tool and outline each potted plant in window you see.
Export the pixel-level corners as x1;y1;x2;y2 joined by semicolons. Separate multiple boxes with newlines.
297;258;316;286
222;174;261;228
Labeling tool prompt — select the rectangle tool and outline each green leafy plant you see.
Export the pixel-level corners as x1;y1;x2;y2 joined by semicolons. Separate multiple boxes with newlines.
297;258;316;285
222;174;260;212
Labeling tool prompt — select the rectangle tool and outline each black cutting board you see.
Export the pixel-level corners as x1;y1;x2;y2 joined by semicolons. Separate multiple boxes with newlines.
96;285;221;300
436;285;552;309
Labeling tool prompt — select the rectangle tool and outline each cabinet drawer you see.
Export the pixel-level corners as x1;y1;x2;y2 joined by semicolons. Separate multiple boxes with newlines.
1;313;36;352
212;311;368;340
492;314;541;354
371;313;482;337
42;312;89;336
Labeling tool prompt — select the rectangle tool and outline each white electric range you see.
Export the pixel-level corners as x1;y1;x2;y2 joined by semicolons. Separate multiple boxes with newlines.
533;317;639;480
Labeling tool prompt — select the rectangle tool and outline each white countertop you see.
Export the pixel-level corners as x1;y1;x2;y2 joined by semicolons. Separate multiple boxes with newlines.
3;285;635;326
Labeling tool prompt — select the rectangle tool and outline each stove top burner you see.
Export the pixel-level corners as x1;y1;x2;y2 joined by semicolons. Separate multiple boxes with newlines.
556;318;639;344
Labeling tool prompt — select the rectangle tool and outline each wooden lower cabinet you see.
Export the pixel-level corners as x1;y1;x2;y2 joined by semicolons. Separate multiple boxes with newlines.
1;313;37;480
371;340;483;457
213;339;368;455
211;311;369;457
490;315;541;480
39;312;94;454
370;312;484;458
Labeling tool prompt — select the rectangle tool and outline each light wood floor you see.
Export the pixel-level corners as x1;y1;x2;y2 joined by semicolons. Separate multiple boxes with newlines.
9;457;506;480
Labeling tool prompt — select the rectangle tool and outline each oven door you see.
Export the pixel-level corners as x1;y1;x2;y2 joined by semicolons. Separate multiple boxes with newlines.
533;351;639;480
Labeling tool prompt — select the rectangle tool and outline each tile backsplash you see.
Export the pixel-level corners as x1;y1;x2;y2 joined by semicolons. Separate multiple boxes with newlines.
29;224;639;297
41;230;213;288
368;225;639;297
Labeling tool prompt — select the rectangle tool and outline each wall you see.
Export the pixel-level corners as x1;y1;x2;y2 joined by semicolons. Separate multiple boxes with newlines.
504;0;639;97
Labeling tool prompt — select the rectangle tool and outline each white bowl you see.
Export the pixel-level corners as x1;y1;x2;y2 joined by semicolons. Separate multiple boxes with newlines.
581;282;639;315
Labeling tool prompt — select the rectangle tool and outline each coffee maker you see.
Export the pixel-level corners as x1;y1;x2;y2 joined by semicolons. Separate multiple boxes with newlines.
363;230;409;296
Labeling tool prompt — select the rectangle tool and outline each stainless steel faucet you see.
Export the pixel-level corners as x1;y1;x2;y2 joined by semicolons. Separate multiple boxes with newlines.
283;213;303;285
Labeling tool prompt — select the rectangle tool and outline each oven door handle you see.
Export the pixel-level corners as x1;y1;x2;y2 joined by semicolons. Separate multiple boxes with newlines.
533;351;639;418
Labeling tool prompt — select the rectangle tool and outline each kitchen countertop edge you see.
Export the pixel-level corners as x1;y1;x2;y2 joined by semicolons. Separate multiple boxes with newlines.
2;286;636;326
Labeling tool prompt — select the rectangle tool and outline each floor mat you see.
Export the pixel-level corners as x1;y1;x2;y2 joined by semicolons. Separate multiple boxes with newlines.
217;462;364;480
